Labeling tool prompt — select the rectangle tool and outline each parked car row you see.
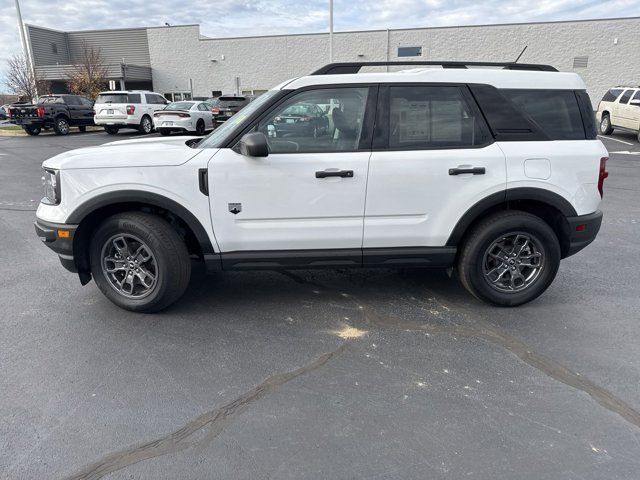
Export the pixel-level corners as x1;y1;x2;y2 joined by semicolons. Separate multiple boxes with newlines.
8;90;256;137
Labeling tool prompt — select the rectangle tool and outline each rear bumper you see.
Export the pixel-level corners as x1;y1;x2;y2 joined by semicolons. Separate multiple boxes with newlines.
563;210;603;258
94;116;135;126
12;119;46;127
34;219;79;273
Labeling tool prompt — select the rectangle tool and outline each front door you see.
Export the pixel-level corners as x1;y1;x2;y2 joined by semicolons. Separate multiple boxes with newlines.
364;84;507;252
208;86;375;267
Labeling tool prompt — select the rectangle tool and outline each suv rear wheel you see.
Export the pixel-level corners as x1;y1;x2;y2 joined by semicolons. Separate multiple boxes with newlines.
600;113;613;135
89;212;191;312
457;211;561;306
53;117;70;135
139;115;153;134
105;126;119;135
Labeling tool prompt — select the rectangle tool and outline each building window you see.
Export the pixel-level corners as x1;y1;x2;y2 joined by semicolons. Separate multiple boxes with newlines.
164;92;191;102
398;46;422;57
51;43;58;54
573;56;588;68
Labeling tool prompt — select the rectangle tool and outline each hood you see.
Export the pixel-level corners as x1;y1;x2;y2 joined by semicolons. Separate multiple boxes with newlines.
43;136;204;170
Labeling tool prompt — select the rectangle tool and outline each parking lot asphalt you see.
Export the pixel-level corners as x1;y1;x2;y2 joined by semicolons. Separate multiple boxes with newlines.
1;129;639;479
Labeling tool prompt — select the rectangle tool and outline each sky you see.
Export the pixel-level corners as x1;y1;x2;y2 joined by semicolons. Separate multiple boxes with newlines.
1;0;639;90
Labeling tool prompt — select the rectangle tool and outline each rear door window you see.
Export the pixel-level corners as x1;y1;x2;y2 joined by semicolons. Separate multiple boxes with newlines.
385;85;491;149
501;89;586;140
619;90;633;104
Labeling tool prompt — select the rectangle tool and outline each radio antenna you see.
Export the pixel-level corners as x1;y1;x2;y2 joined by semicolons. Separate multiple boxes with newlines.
515;46;528;63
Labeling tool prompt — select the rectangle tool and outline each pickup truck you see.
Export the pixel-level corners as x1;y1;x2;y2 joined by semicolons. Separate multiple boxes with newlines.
9;94;95;136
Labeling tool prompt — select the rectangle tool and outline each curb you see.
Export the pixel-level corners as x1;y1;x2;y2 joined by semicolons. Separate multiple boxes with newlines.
0;126;105;137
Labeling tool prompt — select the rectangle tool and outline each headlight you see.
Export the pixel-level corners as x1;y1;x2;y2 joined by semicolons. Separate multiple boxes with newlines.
42;169;60;205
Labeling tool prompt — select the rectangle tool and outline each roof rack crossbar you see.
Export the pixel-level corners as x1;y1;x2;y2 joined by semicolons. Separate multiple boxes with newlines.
311;61;558;75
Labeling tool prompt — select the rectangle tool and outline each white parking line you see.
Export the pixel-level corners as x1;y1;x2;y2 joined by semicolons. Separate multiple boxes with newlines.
598;135;634;146
610;151;640;155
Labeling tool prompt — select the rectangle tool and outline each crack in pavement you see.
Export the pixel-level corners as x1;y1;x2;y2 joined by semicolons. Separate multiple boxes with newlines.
64;343;349;480
280;270;640;431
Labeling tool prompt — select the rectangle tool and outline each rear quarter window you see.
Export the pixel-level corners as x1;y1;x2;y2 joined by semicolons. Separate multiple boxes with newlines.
601;89;623;102
501;89;586;140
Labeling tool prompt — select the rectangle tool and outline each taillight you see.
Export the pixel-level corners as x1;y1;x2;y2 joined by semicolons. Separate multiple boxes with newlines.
36;106;45;118
178;113;191;118
7;109;12;118
126;105;135;115
598;157;609;197
211;108;220;114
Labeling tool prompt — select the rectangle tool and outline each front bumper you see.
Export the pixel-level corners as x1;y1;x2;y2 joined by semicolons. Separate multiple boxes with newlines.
34;219;79;272
564;210;603;258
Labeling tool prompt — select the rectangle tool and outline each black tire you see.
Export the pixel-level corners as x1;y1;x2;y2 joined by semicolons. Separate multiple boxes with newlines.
600;113;613;135
105;126;119;135
159;129;172;136
78;125;87;132
53;116;70;135
139;115;153;134
195;120;206;136
24;125;41;136
89;212;191;312
457;210;561;307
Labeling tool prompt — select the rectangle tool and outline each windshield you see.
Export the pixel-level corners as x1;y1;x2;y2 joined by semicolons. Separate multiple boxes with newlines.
198;90;279;149
165;101;194;111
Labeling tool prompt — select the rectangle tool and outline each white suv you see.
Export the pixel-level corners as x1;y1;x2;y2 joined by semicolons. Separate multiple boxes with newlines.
35;61;608;312
94;90;169;135
596;86;640;141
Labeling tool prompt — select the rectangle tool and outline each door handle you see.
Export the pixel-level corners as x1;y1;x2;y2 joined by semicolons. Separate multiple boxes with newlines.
448;166;486;175
315;169;354;179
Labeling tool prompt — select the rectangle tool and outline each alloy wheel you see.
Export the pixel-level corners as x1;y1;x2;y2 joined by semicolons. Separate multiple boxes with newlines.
58;119;69;134
482;232;544;293
101;234;158;299
142;117;152;134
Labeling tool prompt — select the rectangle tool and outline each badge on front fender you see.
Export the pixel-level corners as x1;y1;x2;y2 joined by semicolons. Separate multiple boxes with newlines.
228;203;242;214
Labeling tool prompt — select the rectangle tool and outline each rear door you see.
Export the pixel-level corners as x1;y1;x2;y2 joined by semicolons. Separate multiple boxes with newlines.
364;84;506;253
208;86;375;265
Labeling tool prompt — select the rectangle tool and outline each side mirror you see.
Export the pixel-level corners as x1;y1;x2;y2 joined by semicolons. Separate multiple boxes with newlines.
237;132;269;157
629;99;640;106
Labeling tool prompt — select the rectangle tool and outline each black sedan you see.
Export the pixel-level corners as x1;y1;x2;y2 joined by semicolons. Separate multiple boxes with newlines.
273;103;330;138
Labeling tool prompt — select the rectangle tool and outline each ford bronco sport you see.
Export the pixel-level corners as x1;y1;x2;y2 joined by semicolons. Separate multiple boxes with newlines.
35;61;607;312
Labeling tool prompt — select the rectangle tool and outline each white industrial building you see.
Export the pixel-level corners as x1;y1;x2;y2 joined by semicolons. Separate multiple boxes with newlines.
25;16;639;102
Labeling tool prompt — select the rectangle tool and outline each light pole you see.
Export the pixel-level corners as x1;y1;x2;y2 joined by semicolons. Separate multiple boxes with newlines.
14;0;37;97
329;0;333;62
14;0;28;60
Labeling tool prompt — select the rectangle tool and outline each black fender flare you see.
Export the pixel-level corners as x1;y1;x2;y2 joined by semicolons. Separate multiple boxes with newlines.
446;187;577;246
67;190;217;259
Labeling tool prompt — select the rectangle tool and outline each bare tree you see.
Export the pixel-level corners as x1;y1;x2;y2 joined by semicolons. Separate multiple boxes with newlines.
4;54;48;101
66;44;109;99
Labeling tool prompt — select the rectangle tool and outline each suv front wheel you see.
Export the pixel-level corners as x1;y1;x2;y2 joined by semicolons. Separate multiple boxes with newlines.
89;212;191;312
457;211;561;306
